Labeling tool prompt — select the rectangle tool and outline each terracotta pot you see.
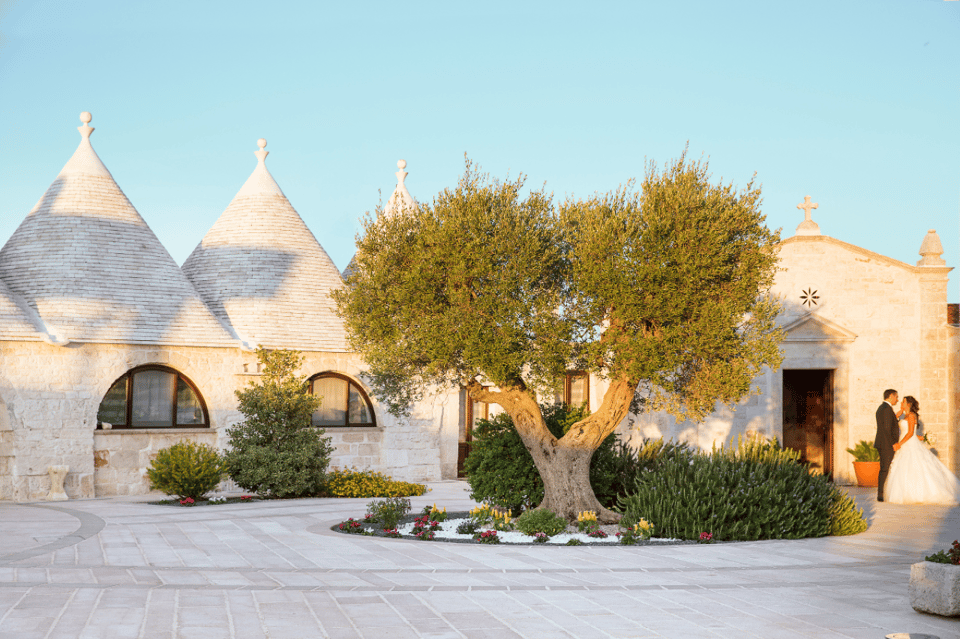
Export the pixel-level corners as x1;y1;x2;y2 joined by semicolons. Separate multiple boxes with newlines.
852;460;880;487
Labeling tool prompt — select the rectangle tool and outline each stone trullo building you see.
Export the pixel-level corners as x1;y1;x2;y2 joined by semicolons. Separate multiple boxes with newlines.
0;113;461;501
0;113;956;501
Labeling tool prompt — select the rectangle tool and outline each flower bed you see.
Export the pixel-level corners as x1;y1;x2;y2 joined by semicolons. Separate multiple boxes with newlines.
331;510;693;546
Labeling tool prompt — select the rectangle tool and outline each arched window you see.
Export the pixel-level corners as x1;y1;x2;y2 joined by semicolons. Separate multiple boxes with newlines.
97;366;208;429
308;373;376;427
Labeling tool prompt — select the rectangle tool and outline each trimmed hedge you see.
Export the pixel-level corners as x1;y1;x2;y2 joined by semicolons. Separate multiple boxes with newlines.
325;468;427;498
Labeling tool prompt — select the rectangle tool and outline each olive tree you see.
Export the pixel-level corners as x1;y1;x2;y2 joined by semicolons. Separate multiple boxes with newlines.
334;153;783;521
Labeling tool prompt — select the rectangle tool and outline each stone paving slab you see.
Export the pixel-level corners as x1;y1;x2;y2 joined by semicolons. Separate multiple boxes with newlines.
1;482;959;638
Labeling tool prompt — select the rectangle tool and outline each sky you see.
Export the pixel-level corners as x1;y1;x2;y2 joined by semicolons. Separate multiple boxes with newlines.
1;1;958;299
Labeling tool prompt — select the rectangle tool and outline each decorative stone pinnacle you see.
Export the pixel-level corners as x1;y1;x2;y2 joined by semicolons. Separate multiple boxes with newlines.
78;111;94;139
395;159;408;185
255;138;268;163
917;229;946;266
795;195;821;236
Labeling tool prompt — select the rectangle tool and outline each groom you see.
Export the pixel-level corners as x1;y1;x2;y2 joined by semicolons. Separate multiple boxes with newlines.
874;388;899;502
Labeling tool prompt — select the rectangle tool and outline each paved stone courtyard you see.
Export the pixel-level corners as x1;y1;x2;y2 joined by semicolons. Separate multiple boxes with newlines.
1;482;958;639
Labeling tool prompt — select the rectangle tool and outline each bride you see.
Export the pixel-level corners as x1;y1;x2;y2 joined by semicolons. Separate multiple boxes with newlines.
885;395;960;504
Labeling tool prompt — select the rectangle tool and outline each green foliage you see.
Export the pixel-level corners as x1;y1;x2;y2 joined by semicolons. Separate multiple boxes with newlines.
620;436;834;541
147;440;225;500
560;152;783;421
334;158;569;415
324;468;427;498
845;440;880;462
225;348;333;498
515;508;569;536
591;436;693;508
925;540;960;565
366;496;412;529
456;520;480;535
828;489;868;536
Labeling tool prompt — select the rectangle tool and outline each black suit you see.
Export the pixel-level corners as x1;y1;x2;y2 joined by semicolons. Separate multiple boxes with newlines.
874;402;899;501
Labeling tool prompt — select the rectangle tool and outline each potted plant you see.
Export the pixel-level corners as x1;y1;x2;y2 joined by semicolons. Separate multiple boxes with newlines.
845;440;880;487
910;540;960;616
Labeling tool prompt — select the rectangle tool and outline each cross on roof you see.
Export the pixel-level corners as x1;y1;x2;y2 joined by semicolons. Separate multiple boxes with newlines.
797;195;818;222
794;195;821;236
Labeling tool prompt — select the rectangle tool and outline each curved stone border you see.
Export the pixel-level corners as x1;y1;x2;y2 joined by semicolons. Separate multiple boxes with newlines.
0;503;106;563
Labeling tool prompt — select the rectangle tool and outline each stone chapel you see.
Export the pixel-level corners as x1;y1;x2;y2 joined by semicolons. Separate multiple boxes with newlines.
0;113;956;501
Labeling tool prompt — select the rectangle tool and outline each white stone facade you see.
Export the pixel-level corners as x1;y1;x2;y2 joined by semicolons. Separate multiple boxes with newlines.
611;218;959;484
0;340;455;501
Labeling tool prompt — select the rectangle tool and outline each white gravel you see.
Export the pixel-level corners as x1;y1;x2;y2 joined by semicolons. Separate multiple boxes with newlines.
396;517;678;545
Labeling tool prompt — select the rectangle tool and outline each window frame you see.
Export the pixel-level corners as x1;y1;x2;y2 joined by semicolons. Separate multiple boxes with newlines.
96;365;209;430
308;372;377;428
563;371;590;409
464;392;490;442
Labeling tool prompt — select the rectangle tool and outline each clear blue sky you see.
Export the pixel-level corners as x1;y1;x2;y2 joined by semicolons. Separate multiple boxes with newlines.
1;1;957;299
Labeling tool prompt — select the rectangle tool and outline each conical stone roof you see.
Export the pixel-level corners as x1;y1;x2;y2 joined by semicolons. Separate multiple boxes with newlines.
182;139;348;352
0;113;236;347
342;159;416;278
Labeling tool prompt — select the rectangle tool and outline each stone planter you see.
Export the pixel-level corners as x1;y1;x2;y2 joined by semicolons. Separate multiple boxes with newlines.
910;561;960;616
852;460;880;487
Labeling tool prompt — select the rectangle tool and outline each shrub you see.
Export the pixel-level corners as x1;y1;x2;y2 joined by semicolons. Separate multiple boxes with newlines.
456;520;480;535
366;496;411;529
515;508;568;536
828;489;868;536
590;437;693;509
325;468;427;498
225;348;333;498
464;403;692;513
620;435;834;541
147;440;226;500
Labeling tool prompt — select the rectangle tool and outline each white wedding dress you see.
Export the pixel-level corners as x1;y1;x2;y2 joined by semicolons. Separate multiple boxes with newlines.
886;417;960;504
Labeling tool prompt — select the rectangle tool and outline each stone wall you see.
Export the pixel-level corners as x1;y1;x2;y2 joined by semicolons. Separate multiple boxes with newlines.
93;428;218;496
0;341;453;501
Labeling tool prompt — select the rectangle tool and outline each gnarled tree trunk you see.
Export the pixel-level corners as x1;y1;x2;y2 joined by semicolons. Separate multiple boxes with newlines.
466;376;636;524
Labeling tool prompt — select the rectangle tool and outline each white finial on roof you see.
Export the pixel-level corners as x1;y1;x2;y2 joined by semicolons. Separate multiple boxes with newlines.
233;138;284;198
795;195;821;236
917;229;946;266
385;159;415;216
79;111;94;139
255;138;269;164
57;111;111;177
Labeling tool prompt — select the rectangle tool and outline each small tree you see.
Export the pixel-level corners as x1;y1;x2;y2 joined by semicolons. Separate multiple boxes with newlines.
225;348;333;498
335;153;783;522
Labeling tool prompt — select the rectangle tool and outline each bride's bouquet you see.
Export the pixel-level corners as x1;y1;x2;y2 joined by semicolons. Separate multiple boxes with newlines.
921;431;938;447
